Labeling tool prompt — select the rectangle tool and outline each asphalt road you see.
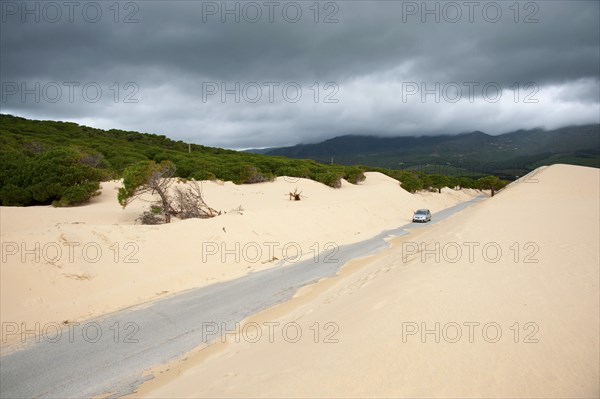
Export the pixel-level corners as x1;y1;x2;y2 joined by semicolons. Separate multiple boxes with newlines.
0;195;484;398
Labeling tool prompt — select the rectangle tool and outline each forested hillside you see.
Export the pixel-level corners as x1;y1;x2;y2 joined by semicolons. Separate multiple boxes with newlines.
259;125;600;178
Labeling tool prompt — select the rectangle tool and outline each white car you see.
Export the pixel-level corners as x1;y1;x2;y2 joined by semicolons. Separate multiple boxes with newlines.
412;209;431;223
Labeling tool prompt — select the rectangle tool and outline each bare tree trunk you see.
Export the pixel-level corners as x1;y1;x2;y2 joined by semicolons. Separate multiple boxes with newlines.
157;190;171;223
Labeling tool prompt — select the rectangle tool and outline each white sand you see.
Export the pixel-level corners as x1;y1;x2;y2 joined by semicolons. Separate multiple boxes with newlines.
0;172;479;346
131;164;600;398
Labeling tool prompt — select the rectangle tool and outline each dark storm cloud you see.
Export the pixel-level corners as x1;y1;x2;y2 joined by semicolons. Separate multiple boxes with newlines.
1;0;598;148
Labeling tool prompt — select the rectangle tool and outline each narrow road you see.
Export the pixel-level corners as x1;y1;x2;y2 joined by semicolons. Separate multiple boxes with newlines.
0;196;484;398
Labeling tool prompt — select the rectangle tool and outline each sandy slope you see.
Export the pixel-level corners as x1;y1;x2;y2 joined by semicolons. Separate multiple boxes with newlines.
0;172;478;345
132;164;600;398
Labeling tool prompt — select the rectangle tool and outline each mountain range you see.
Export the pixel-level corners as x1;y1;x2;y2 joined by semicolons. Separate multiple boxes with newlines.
250;125;600;179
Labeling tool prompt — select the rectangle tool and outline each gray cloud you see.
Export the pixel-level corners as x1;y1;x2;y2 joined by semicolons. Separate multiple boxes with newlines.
1;0;598;149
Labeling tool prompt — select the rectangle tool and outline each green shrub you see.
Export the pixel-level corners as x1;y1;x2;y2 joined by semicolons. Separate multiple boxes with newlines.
456;177;476;189
275;165;311;179
52;182;101;207
227;164;273;184
344;167;366;184
425;174;451;193
398;171;423;193
476;175;508;196
242;166;274;184
189;170;217;181
118;160;175;206
316;171;343;188
0;147;103;206
0;184;32;206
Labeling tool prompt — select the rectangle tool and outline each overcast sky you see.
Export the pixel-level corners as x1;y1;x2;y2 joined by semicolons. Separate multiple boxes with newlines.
1;0;599;149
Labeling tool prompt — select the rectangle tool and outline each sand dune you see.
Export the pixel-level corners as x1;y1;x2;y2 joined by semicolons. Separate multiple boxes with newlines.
131;164;599;398
0;172;479;346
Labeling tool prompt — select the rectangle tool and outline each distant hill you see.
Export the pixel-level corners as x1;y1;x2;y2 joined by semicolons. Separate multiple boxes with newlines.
256;125;600;179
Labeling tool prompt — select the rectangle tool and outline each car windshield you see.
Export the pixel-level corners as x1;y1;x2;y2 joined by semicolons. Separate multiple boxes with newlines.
416;210;427;214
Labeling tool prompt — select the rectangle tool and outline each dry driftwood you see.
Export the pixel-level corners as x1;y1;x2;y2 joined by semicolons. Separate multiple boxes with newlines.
287;188;304;201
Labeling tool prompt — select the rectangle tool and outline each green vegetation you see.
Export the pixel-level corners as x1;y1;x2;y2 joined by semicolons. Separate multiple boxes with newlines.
0;114;505;207
476;175;508;197
0;146;105;206
0;114;373;206
118;160;176;222
118;160;174;206
424;174;451;194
